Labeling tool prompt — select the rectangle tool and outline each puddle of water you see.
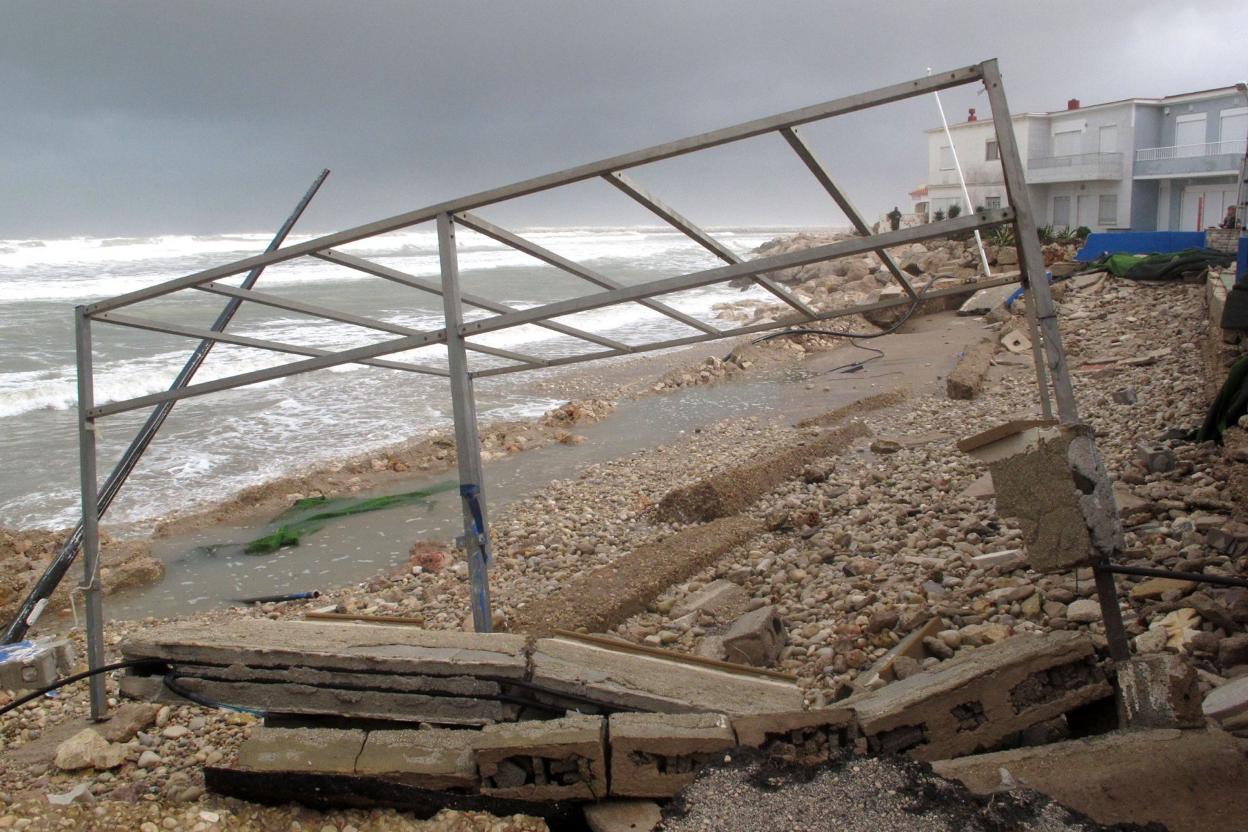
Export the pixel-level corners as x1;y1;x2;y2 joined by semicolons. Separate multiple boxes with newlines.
105;368;875;620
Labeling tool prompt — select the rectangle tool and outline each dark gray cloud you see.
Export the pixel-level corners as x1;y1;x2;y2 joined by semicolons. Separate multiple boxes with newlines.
3;0;1243;237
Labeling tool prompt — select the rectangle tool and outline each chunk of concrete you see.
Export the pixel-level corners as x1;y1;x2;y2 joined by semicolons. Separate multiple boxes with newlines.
475;714;606;801
356;728;480;790
608;712;736;797
1203;675;1248;729
946;339;996;400
1000;329;1032;355
988;425;1122;573
54;728;126;771
719;606;786;668
121;619;529;679
235;727;365;774
1117;653;1203;729
932;729;1248;832
956;419;1059;464
959;472;995;501
971;549;1024;571
97;702;160;744
730;708;854;763
529;637;802;716
672;580;749;620
958;283;1018;317
851;632;1112;761
583;800;662;832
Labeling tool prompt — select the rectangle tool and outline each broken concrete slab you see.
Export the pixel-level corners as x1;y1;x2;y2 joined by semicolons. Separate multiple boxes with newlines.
946;338;996;400
121;619;529;680
970;549;1025;571
855;617;943;690
671;580;749;620
120;675;506;726
730;709;854;763
356;728;481;790
235;727;365;774
718;606;786;667
583;800;662;832
529;637;803;716
509;514;764;637
608;712;735;798
656;422;871;524
957;283;1019;317
851;631;1112;761
932;729;1248;832
475;714;606;802
1117;653;1203;729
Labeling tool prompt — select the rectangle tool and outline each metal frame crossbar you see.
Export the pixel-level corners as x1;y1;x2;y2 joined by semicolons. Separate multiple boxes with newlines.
19;59;1106;720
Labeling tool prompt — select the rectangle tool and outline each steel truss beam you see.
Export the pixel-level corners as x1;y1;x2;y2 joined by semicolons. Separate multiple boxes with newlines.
460;208;1012;339
453;212;721;335
313;249;634;353
83;64;984;316
196;281;545;368
779;127;918;300
96;312;449;376
603;171;819;319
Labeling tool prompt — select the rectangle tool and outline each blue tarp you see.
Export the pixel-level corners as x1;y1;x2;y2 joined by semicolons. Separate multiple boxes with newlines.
1074;231;1207;262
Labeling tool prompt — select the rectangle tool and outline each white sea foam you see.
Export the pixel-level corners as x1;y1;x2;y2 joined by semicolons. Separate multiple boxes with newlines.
0;225;799;528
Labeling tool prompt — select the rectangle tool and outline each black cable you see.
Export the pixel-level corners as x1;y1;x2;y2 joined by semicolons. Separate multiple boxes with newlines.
0;658;163;718
163;671;266;717
751;273;939;345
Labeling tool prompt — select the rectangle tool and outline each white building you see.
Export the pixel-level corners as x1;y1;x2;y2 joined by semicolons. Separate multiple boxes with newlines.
920;86;1248;232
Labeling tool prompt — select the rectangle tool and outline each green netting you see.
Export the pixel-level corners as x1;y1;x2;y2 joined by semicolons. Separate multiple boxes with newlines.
244;481;456;554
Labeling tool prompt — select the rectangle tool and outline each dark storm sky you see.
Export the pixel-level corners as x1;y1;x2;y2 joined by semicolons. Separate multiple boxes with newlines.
3;0;1243;238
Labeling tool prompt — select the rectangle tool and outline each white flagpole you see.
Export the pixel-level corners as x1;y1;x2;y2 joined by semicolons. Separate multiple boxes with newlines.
929;68;993;276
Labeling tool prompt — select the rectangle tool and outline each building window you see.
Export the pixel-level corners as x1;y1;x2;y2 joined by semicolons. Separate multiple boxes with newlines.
984;196;1001;209
939;145;955;170
1053;196;1071;228
1098;194;1117;226
985;141;999;161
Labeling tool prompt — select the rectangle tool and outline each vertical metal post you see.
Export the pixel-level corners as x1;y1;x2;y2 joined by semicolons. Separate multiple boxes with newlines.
981;60;1079;424
437;213;493;633
75;307;107;719
983;60;1128;661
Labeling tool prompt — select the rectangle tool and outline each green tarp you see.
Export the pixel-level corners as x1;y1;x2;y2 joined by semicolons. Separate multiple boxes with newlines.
1086;248;1234;281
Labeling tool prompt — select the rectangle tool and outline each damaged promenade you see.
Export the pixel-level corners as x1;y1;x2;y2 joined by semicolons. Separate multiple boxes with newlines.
2;236;1246;831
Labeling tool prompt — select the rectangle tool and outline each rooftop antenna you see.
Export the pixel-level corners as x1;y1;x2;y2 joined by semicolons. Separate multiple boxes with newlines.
928;67;993;277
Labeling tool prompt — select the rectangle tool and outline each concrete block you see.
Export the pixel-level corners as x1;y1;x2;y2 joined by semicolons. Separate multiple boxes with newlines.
583;800;662;832
475;714;606;801
1000;328;1032;355
946;338;996;400
719;606;786;667
1117;653;1203;729
529;637;802;716
730;708;854;763
0;641;59;691
971;549;1025;570
356;728;480;790
235;727;365;774
608;712;735;798
932;729;1248;832
672;580;749;620
989;425;1121;573
851;632;1112;761
120;619;529;680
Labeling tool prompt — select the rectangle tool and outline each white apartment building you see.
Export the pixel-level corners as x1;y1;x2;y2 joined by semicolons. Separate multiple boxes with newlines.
922;86;1248;232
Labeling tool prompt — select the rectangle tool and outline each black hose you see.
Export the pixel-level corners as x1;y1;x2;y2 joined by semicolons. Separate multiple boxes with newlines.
0;658;163;718
752;273;939;345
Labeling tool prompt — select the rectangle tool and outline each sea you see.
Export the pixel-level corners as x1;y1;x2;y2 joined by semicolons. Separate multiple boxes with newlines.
0;226;800;534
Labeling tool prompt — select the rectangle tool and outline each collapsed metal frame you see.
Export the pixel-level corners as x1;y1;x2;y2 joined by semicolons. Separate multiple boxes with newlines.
50;60;1098;719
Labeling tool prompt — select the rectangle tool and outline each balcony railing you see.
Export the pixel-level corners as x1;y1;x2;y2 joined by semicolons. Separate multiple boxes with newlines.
1028;151;1122;169
1136;139;1247;161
